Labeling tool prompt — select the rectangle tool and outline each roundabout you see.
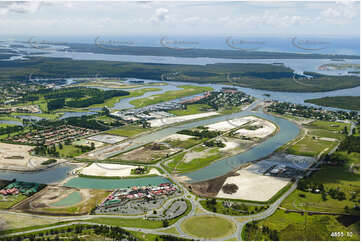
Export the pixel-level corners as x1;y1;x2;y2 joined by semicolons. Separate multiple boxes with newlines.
180;214;237;239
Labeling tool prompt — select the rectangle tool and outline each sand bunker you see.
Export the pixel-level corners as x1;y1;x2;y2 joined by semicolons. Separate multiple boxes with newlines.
217;170;290;202
79;163;160;177
150;112;219;128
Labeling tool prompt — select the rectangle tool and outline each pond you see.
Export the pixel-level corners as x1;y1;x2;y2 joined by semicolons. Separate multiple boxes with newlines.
0;120;23;126
0;165;75;184
51;191;82;207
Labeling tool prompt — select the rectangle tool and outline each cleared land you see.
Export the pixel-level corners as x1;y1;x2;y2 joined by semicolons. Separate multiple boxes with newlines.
79;163;160;177
205;116;257;132
114;143;180;164
0;142;49;170
149;112;219;128
235;119;277;138
87;134;127;144
129;85;213;108
217;170;290;202
16;186;109;215
106;125;151;137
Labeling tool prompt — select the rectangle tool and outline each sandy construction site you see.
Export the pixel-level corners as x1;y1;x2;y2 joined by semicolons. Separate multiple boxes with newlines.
149;112;219;128
217;169;290;202
87;134;127;144
0;142;48;170
159;133;194;142
79;163;160;177
206;116;258;131
235;119;277;138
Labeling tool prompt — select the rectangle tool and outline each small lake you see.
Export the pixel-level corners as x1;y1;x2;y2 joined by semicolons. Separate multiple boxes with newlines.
15;115;44;121
0;120;23;126
64;176;170;189
58;111;97;120
0;165;75;184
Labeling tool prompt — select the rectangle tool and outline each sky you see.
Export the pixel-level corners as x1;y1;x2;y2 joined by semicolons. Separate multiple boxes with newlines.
0;0;359;38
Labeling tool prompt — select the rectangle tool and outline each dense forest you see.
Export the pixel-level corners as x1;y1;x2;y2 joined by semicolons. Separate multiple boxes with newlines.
305;96;360;111
0;57;359;92
63;42;359;60
23;87;129;110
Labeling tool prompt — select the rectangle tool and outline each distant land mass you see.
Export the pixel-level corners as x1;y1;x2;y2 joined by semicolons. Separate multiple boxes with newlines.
0;57;359;92
305;96;360;110
54;43;360;60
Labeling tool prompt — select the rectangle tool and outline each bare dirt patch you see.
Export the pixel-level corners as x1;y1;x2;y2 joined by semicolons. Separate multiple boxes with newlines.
79;163;160;177
0;142;49;170
115;143;180;163
14;186;109;215
217;170;290;202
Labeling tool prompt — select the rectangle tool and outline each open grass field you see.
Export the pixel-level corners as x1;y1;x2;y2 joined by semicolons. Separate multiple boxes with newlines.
163;137;204;149
286;120;349;158
106;125;151;137
55;144;85;158
166;147;222;173
256;210;360;241
180;215;236;239
199;199;267;216
0;212;61;231
281;158;359;214
169;104;213;116
129;85;213;108
0;194;28;209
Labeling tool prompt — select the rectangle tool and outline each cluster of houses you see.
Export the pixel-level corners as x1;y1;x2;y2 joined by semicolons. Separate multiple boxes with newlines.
188;88;253;109
7;125;98;146
111;110;175;123
266;101;359;122
0;181;43;196
99;183;177;208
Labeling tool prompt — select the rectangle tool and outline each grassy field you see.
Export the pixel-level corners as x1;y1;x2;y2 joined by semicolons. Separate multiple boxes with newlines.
166;147;222;173
199;200;267;216
286;120;349;158
256;210;360;241
0;212;61;231
180;215;236;239
164;137;204;149
106;125;151;137
0;194;28;209
129;85;213;108
305;96;360;111
55;144;84;158
169;104;213;116
281;155;359;214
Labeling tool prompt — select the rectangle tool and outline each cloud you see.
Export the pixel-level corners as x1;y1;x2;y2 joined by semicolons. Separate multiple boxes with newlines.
321;1;359;19
150;8;169;22
0;1;42;15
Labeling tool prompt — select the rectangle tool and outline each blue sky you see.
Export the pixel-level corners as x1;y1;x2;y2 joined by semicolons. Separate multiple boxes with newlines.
0;1;359;37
